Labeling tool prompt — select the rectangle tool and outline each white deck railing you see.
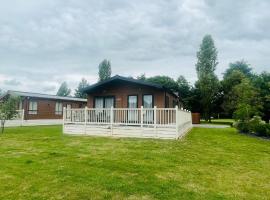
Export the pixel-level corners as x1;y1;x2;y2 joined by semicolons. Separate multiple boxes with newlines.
63;106;192;139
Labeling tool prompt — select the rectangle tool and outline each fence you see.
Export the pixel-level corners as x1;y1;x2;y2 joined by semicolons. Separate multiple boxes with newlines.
63;106;193;139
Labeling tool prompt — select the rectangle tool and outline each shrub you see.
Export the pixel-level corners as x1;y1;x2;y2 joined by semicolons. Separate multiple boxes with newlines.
234;120;250;133
234;116;270;138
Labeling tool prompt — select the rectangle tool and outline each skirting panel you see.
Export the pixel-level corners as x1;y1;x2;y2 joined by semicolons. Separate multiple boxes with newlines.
63;124;190;139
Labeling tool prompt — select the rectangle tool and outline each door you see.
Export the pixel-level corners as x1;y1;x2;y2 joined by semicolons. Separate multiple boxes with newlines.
128;95;138;122
143;95;153;123
94;97;114;122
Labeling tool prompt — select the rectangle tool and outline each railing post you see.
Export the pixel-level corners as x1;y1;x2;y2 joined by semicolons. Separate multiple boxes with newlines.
154;106;157;138
175;106;179;139
21;109;24;126
63;107;66;133
84;106;87;134
110;106;114;136
140;106;143;128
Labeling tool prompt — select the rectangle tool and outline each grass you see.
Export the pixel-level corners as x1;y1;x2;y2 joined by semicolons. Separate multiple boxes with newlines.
200;118;234;126
0;126;270;200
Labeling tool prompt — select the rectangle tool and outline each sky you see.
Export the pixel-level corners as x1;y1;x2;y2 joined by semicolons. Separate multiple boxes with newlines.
0;0;269;95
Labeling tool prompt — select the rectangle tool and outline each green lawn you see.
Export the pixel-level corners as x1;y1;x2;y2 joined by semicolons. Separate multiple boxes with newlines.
0;126;269;200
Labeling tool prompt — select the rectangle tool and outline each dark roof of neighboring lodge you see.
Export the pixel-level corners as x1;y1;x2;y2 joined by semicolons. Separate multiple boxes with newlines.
0;90;87;102
83;75;179;98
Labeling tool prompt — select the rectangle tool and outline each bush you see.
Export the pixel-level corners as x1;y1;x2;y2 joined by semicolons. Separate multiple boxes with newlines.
234;116;270;138
234;120;250;133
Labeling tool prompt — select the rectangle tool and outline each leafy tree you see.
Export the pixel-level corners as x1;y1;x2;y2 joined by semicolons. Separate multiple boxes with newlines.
136;73;146;81
0;97;19;133
146;76;179;92
253;71;270;122
187;85;201;113
98;59;111;81
56;82;71;97
195;35;219;121
221;70;246;116
233;78;262;121
74;78;89;98
176;75;192;109
224;60;253;79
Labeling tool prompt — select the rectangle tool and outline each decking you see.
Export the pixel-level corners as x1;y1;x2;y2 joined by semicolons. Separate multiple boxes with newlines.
63;106;192;139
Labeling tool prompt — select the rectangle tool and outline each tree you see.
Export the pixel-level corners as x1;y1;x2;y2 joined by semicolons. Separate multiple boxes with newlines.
233;78;262;121
98;59;111;81
176;75;191;109
146;76;179;92
224;60;253;79
74;78;89;98
221;70;246;116
56;82;71;97
0;97;19;133
195;35;219;122
136;73;146;81
253;71;270;122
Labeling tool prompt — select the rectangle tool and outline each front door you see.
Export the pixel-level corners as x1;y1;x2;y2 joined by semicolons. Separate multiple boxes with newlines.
143;95;153;123
94;97;114;122
128;95;138;122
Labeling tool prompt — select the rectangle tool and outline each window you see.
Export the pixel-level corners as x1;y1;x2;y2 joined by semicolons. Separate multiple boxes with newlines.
128;96;138;108
94;97;114;108
55;102;63;115
143;95;153;108
28;101;37;114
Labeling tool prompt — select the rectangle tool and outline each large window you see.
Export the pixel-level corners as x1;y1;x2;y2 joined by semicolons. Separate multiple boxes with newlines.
94;97;114;108
28;101;37;114
143;95;153;108
55;102;63;115
128;95;138;108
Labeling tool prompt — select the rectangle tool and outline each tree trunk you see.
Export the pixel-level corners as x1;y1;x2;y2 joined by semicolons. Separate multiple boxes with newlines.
1;120;5;133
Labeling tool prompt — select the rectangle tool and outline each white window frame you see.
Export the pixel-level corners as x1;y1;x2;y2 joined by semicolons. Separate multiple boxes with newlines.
28;101;38;115
55;102;63;115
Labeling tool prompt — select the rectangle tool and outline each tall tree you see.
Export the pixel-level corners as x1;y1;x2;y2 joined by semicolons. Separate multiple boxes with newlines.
98;59;111;81
56;82;71;97
195;35;219;122
74;78;89;98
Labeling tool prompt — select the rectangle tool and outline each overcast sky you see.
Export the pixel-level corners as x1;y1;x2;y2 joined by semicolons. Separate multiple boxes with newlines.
0;0;269;94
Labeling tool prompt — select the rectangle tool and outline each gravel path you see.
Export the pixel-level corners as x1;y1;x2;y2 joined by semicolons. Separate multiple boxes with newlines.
193;124;230;128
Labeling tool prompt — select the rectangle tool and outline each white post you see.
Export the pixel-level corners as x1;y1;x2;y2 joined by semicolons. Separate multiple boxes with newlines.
140;106;143;128
110;106;113;136
175;105;179;139
63;107;66;133
84;106;87;134
154;106;157;138
21;109;24;126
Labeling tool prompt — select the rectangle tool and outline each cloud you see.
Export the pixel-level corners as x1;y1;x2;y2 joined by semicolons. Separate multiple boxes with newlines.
0;0;269;94
3;79;20;86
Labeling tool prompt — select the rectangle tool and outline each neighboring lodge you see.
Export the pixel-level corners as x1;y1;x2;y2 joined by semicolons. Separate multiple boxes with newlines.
0;91;87;120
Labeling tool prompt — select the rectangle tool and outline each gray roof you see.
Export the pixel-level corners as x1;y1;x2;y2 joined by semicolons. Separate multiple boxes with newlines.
1;90;87;102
